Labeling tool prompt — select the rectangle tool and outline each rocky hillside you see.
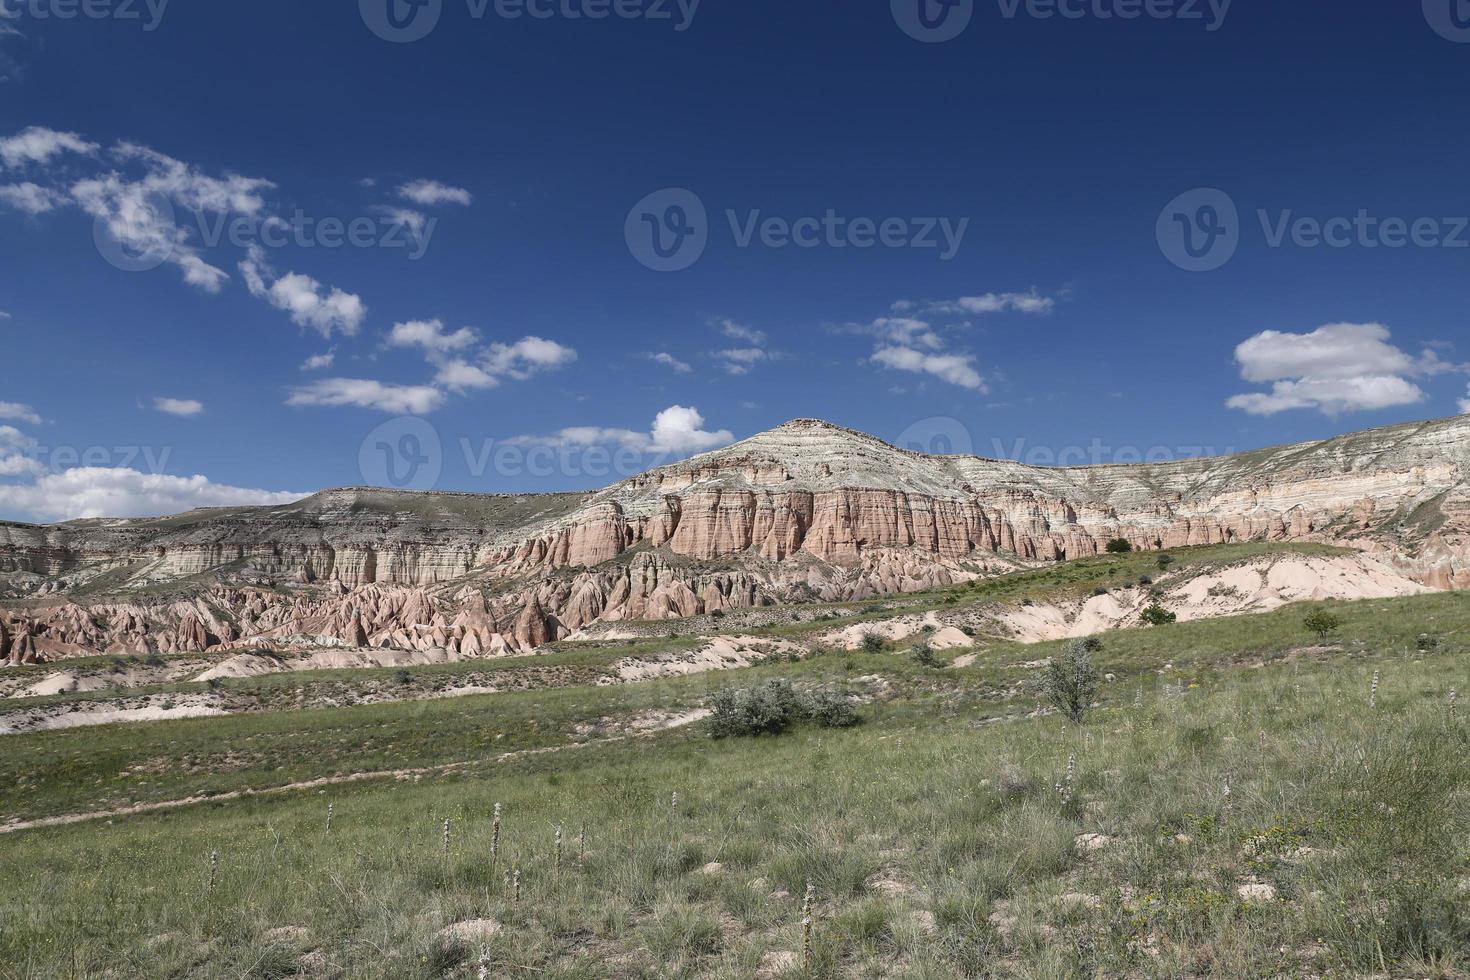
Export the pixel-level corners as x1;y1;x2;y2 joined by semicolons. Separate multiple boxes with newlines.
2;415;1467;663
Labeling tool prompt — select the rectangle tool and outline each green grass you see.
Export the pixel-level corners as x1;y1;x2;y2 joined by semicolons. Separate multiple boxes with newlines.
3;641;1468;978
3;544;1468;978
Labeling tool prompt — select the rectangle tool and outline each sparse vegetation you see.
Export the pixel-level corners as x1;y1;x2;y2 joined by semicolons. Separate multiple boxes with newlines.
2;547;1467;978
1304;609;1343;642
859;631;886;653
1044;638;1100;722
1141;603;1178;626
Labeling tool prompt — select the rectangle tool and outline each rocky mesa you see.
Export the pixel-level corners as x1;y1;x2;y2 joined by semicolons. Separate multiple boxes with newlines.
2;414;1467;663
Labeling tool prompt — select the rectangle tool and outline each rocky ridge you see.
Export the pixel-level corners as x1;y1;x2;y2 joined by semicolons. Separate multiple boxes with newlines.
2;415;1467;662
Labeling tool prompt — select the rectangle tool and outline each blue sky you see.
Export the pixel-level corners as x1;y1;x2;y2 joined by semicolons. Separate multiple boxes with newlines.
1;1;1469;520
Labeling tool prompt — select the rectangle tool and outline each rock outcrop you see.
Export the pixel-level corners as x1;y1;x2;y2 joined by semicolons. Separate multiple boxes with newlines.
2;414;1468;661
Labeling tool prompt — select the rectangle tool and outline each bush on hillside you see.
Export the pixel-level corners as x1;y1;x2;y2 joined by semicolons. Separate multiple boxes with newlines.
1106;538;1133;554
860;632;887;653
1045;639;1100;723
1140;604;1177;627
709;679;861;738
1304;610;1343;643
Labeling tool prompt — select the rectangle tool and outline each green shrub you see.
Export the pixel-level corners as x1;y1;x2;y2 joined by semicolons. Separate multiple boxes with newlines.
860;632;886;653
1304;610;1343;643
1157;554;1175;570
1140;604;1177;627
1105;538;1133;554
1045;639;1100;723
709;680;860;737
912;641;940;668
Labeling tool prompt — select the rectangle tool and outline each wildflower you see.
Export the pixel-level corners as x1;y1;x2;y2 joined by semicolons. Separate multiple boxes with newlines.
1451;688;1459;719
801;880;816;970
443;818;451;858
326;802;333;835
491;803;502;870
555;825;563;874
478;944;490;980
207;850;218;894
513;868;522;903
1370;670;1380;709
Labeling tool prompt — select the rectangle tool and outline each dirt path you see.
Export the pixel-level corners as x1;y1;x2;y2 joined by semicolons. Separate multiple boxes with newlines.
0;710;710;836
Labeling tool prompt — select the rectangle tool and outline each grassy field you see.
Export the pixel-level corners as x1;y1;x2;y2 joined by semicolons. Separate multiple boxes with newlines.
2;549;1468;978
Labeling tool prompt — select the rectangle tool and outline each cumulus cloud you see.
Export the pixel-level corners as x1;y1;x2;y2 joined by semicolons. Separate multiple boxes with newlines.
0;401;40;424
301;350;336;371
153;397;204;417
849;314;987;391
1226;323;1457;416
0;181;65;214
648;352;692;373
240;246;366;337
398;179;472;207
0;467;305;522
872;346;986;391
387;318;478;354
286;378;444;415
0;126;97;169
509;405;734;456
484;336;578;379
1459;385;1470;416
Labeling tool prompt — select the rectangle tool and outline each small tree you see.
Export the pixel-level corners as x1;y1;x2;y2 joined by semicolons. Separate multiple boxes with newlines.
1105;538;1133;554
1140;604;1177;627
860;632;886;653
1304;610;1342;643
1156;554;1175;571
1046;639;1100;723
911;640;940;668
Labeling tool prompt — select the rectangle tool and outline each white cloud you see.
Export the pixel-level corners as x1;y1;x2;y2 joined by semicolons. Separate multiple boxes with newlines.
387;318;478;354
483;336;578;379
376;205;429;237
648;352;692;373
398;179;472;207
1226;322;1457;416
896;289;1057;317
1460;386;1470;415
509;405;733;456
286;378;445;414
0;126;97;169
872;346;986;391
718;319;767;345
715;347;768;375
301;350;336;371
0;424;35;448
0;310;10;319
0;181;65;214
153;397;204;417
240;246;366;338
0;467;305;522
647;405;734;453
0;401;40;424
433;358;498;392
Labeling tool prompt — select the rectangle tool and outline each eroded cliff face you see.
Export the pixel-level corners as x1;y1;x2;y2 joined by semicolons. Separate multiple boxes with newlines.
2;415;1467;662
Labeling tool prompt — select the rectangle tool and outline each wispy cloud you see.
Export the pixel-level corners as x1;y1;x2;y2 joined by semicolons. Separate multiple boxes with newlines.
647;351;692;373
301;349;336;371
286;378;445;415
152;397;204;417
398;179;472;207
0;401;40;424
0;126;98;169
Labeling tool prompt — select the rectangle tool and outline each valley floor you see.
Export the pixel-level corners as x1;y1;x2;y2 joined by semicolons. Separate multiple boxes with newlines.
2;545;1469;978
